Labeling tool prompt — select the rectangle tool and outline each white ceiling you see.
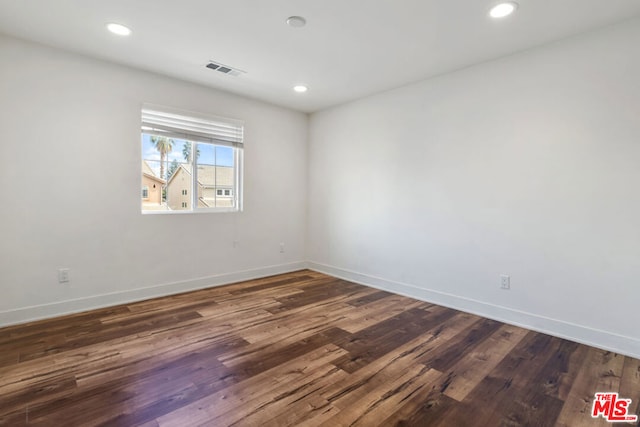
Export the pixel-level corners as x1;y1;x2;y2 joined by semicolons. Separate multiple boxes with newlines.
0;1;639;113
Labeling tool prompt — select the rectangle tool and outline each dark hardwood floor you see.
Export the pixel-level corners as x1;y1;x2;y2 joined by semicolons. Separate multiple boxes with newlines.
0;270;638;426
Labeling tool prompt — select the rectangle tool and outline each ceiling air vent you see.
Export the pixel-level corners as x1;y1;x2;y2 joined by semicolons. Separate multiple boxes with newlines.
205;61;245;77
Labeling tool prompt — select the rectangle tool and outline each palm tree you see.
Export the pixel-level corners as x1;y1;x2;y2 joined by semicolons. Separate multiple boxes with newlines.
182;141;200;162
151;136;174;180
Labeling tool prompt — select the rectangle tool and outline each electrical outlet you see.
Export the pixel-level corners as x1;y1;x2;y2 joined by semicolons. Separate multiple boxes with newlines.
279;243;285;253
58;268;70;283
500;274;510;290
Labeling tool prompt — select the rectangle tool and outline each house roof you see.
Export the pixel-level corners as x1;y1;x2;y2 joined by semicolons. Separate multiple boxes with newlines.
197;165;234;188
167;164;234;188
142;160;155;176
142;160;165;184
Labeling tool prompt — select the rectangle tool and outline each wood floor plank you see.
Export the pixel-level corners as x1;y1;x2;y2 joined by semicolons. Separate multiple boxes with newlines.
332;294;428;334
20;310;204;362
321;365;441;427
0;317;241;400
323;333;442;412
234;289;373;344
0;408;26;426
432;331;564;427
156;344;347;427
442;323;529;401
217;326;345;368
332;306;440;373
378;388;458;427
223;328;350;379
0;375;77;417
0;306;129;344
321;314;486;413
227;274;315;294
227;365;347;427
620;356;640;423
476;338;580;427
345;289;395;307
553;346;626;427
0;270;638;426
421;317;503;372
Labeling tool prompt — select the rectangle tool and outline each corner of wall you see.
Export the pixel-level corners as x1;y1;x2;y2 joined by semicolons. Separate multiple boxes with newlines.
307;261;640;359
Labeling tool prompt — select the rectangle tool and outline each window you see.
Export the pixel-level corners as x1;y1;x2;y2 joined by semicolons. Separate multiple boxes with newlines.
142;186;149;199
141;105;243;213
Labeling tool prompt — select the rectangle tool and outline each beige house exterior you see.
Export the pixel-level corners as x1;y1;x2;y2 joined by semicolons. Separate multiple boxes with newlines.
141;161;165;210
166;164;235;210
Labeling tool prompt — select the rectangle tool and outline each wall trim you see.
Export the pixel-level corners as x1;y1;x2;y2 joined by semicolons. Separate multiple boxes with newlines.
0;261;308;328
308;261;640;359
4;259;639;359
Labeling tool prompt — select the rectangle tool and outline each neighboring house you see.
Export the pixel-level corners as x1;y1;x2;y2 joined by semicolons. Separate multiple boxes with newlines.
141;160;165;209
166;164;234;210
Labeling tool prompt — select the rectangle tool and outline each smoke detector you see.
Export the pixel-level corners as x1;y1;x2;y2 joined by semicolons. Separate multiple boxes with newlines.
205;61;245;77
286;16;306;28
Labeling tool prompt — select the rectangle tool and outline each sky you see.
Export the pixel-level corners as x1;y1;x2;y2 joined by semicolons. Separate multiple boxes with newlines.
142;133;234;179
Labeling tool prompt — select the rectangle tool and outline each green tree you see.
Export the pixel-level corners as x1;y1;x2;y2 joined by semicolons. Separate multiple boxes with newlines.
167;159;179;180
151;136;174;180
182;141;200;162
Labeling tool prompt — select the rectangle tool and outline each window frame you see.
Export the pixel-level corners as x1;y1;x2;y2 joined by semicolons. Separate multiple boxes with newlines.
141;105;243;215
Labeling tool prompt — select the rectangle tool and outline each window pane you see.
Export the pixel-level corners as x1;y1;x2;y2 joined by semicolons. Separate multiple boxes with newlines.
196;143;236;209
165;139;193;211
141;134;166;211
141;133;191;211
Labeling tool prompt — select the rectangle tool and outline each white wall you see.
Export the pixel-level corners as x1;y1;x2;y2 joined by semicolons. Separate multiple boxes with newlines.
308;18;640;358
0;35;308;324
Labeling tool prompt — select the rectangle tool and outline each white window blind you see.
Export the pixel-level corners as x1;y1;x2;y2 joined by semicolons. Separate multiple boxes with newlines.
141;106;243;148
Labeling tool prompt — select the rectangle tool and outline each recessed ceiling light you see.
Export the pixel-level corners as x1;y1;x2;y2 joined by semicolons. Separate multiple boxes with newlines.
293;85;308;93
106;23;132;36
489;2;518;18
286;16;307;28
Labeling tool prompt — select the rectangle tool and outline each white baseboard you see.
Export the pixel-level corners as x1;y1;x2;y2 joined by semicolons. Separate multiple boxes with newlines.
0;261;308;328
5;260;639;359
308;261;640;359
